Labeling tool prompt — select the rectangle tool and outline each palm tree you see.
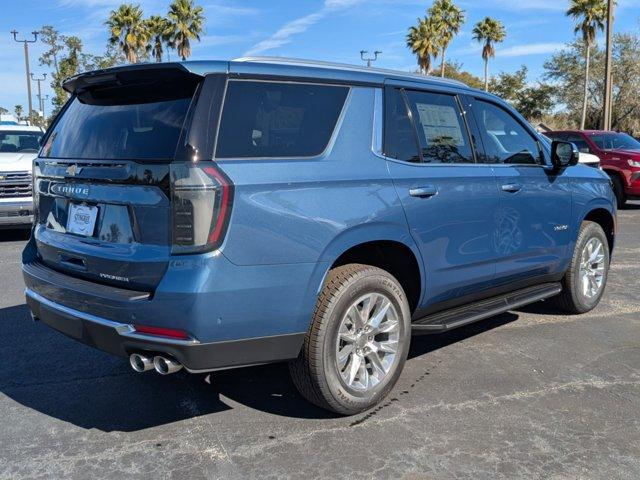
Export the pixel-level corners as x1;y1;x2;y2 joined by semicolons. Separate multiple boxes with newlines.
429;0;465;77
472;17;506;91
567;0;607;130
406;16;440;75
167;0;205;61
105;3;148;63
14;105;23;121
146;15;171;62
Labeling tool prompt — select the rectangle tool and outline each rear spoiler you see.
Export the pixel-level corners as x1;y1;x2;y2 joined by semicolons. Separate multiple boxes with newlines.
62;63;203;95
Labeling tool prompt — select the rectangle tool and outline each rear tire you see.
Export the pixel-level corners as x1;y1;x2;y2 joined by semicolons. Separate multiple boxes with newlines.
553;221;610;314
610;174;627;208
289;264;411;415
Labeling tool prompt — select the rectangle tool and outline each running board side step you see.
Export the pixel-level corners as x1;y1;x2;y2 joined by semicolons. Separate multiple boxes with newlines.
411;283;562;334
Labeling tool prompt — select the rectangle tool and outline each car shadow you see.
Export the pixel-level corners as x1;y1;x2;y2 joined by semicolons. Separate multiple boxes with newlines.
620;201;640;210
514;301;565;316
0;303;520;431
0;229;30;242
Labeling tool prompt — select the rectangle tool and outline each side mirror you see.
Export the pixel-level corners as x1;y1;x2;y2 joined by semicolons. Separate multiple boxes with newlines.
551;140;579;170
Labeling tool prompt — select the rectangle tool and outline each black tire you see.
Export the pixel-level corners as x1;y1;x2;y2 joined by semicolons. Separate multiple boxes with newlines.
289;264;411;415
553;221;610;314
610;174;627;208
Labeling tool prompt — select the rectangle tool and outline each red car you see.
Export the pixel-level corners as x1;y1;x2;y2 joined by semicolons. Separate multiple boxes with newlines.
547;130;640;207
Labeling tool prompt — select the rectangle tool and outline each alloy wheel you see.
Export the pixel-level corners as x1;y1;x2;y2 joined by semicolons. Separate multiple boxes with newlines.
579;237;606;299
335;293;400;391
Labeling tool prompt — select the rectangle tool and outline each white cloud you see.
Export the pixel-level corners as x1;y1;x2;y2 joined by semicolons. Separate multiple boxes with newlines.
245;0;363;56
459;0;566;11
245;12;323;55
325;0;362;8
499;42;565;57
57;0;159;6
195;34;246;47
203;3;259;16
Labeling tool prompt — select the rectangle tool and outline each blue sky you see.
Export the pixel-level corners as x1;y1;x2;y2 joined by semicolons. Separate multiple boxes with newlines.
1;0;639;115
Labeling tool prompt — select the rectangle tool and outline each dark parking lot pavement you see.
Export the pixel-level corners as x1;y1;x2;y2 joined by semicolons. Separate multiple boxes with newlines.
1;203;639;479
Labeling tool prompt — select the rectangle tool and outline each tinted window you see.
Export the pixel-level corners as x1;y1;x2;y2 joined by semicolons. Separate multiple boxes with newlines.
384;88;421;162
545;132;565;141
591;132;640;151
405;90;473;163
216;81;349;159
0;131;42;153
42;80;197;161
474;100;541;165
564;134;591;153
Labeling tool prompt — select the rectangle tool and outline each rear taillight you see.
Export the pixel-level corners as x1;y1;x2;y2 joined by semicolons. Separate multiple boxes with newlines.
32;162;40;223
170;162;233;254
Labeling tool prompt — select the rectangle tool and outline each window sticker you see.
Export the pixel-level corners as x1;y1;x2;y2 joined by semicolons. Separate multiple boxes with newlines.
415;103;464;147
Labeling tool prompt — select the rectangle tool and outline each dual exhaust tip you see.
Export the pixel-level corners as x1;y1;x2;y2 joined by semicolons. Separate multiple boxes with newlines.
130;353;183;375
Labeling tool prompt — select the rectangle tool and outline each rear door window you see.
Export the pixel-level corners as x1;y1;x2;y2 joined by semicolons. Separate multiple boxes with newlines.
383;88;421;163
404;90;474;163
215;80;349;159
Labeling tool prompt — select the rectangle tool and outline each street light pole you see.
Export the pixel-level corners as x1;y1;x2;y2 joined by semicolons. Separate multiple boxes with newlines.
31;73;47;115
360;50;382;68
11;30;39;124
42;95;49;120
602;0;614;131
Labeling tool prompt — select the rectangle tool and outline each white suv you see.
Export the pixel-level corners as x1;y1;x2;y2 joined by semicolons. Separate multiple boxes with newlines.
0;125;42;228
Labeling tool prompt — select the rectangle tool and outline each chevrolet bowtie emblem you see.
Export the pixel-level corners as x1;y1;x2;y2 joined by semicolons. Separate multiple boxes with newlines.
66;164;80;176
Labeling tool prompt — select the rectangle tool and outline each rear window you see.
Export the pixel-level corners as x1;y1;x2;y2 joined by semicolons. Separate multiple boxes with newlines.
41;79;198;161
215;80;349;159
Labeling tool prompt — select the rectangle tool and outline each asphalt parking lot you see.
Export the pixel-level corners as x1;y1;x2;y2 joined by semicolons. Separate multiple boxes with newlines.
1;203;639;479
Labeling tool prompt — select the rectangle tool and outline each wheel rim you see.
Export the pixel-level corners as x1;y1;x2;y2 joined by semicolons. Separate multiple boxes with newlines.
579;237;606;299
335;292;400;392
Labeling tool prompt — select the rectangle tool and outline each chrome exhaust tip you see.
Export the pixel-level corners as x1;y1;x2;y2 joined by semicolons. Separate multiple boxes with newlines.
153;355;183;375
130;353;154;372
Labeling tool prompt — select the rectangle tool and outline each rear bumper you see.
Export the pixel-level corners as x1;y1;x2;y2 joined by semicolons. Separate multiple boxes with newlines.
25;287;305;372
0;199;33;227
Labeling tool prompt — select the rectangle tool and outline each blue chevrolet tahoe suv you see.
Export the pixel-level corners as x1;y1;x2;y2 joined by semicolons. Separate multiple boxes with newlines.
22;58;616;414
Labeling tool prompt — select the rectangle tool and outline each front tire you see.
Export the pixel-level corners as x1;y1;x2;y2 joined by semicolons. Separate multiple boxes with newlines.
610;174;627;208
289;264;411;415
553;221;610;313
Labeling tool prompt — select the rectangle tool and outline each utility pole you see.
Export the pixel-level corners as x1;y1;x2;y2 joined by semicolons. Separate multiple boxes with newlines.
11;30;39;124
602;0;614;131
360;50;382;68
42;95;49;120
31;73;47;115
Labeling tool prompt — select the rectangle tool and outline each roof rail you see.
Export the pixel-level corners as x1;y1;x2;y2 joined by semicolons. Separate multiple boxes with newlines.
232;56;468;87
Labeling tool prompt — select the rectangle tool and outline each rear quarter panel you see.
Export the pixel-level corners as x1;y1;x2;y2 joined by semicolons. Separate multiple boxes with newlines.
214;86;422;329
217;86;417;267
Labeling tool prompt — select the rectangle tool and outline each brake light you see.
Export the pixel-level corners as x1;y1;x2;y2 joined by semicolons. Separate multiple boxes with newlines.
134;325;190;340
170;162;233;254
32;162;40;223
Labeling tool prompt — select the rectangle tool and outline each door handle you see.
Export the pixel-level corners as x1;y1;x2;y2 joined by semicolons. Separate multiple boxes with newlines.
501;183;522;193
409;185;438;198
